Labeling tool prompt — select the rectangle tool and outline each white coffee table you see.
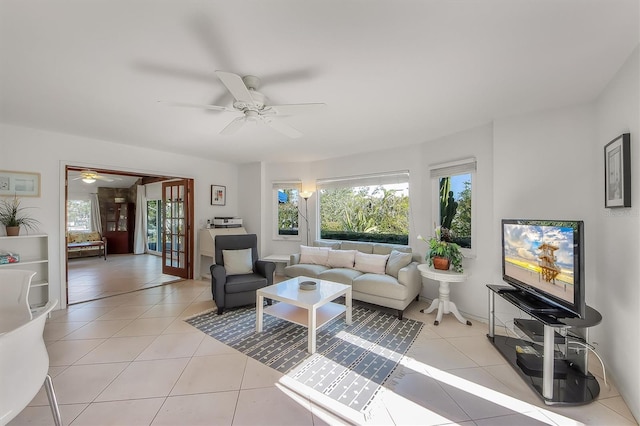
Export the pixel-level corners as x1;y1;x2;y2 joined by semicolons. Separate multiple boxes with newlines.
256;276;352;354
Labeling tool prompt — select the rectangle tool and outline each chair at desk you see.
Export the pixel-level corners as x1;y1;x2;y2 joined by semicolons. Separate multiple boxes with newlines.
0;300;62;426
0;270;36;331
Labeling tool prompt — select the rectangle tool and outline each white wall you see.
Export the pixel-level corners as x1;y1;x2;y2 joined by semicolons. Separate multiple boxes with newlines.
237;162;264;250
492;42;639;420
419;124;494;319
0;123;238;308
595;46;640;420
257;161;315;257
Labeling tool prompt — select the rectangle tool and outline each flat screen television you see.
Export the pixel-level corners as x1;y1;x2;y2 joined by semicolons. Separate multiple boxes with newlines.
501;219;585;318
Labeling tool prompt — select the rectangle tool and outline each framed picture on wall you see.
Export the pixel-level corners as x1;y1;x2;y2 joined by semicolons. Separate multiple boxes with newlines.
604;133;631;208
0;170;41;197
211;185;226;206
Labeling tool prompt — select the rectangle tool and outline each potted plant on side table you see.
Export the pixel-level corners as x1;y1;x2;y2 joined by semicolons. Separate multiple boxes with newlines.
418;226;464;273
0;196;40;236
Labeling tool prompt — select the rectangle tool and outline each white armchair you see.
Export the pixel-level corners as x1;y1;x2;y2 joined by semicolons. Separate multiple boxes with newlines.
0;269;36;332
0;300;62;426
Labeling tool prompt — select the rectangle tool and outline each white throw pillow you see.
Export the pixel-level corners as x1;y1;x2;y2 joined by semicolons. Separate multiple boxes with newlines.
385;250;413;278
222;248;254;275
354;252;390;275
299;245;330;265
327;249;357;268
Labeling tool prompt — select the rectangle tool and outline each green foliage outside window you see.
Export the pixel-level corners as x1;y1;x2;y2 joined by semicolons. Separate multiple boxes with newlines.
278;189;299;236
67;200;91;231
319;185;409;244
438;176;471;249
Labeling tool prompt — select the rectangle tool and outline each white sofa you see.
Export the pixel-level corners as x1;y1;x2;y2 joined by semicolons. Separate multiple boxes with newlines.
284;240;421;319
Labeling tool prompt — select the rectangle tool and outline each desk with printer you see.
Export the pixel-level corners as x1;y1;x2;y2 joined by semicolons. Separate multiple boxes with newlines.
198;217;246;279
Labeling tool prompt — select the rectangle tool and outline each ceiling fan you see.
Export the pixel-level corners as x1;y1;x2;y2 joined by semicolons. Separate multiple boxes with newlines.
168;71;326;138
71;170;122;184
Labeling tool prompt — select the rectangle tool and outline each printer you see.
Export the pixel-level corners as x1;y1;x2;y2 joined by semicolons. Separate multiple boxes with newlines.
211;217;243;228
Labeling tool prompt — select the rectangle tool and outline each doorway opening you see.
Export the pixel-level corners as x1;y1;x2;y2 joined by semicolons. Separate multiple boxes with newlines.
65;166;194;305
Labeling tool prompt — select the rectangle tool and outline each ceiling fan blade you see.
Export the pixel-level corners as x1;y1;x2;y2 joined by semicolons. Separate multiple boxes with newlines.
262;117;303;139
160;101;235;113
265;103;326;116
215;71;255;104
220;116;247;135
95;176;115;182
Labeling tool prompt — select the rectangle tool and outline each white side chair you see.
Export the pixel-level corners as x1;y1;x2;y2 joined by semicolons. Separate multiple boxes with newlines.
0;270;36;333
0;300;62;426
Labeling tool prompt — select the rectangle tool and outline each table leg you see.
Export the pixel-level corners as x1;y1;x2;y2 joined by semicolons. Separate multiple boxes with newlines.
434;300;444;325
256;293;264;332
421;298;440;314
448;301;472;326
345;287;352;325
308;307;317;354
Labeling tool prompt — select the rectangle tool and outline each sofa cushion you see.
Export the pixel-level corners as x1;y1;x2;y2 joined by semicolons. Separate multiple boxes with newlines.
340;241;374;254
68;231;102;243
224;273;268;293
223;248;254;275
354;252;389;274
385;250;413;278
300;245;330;265
283;263;329;278
353;273;409;301
318;268;363;285
314;240;341;249
327;249;356;268
372;243;411;255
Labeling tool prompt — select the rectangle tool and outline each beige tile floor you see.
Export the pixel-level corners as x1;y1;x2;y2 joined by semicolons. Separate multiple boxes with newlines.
9;279;638;426
67;254;182;304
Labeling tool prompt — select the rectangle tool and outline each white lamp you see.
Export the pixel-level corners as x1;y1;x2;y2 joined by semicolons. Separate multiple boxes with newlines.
299;191;313;245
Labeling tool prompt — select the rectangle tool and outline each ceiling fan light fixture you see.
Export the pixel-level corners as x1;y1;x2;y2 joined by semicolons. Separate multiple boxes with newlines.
82;177;96;184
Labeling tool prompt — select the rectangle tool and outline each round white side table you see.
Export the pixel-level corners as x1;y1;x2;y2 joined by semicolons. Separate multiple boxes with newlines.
417;264;471;326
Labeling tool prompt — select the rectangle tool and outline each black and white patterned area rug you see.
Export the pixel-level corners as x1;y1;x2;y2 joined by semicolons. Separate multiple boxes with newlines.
186;303;423;415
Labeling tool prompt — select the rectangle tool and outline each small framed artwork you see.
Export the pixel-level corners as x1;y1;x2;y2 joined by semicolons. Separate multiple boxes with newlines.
0;170;41;197
211;185;226;206
604;133;631;208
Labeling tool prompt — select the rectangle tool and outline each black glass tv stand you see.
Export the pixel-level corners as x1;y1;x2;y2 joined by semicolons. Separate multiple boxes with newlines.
487;284;602;405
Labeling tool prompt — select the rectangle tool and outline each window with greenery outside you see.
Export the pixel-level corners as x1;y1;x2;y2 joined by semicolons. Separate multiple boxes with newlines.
67;199;91;231
319;177;409;245
438;174;471;249
277;188;300;237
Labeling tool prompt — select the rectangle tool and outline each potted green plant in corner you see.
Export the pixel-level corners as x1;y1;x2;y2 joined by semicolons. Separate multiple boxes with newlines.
0;196;40;236
418;226;464;273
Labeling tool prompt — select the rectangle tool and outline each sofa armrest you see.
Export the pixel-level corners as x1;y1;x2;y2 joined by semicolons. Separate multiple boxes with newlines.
397;262;421;295
289;253;301;265
210;264;228;308
255;260;276;285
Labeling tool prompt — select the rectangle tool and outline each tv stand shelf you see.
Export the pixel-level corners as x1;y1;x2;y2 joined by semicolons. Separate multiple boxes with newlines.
487;284;602;405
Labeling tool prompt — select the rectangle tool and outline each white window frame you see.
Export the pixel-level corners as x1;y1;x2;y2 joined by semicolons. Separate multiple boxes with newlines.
430;158;476;258
272;181;302;241
316;170;410;244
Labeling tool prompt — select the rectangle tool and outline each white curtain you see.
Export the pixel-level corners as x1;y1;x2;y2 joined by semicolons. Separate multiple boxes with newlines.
90;193;102;234
133;185;147;254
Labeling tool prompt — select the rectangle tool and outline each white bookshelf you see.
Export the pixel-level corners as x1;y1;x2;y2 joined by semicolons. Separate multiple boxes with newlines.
0;233;49;308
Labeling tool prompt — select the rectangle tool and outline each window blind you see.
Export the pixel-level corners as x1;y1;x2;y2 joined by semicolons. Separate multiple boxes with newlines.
316;171;409;190
272;181;301;190
430;158;476;178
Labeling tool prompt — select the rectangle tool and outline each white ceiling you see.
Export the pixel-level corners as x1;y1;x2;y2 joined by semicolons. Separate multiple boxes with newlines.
1;1;638;164
67;170;142;194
